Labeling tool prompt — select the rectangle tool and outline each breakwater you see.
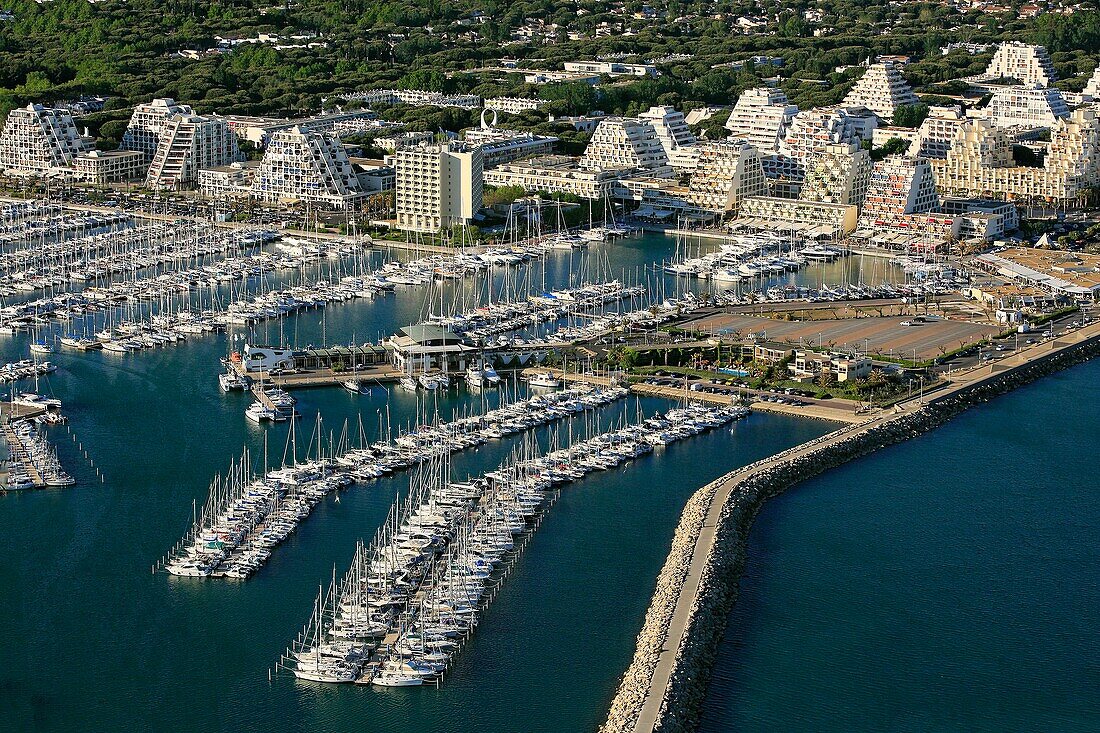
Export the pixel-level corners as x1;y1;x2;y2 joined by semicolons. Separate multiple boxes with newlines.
602;325;1100;733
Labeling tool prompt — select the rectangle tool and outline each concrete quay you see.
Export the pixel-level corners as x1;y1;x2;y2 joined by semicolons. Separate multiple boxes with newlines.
603;318;1100;733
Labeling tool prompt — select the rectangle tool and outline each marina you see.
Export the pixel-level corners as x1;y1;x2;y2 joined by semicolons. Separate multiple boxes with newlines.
162;382;630;579
1;410;74;490
2;221;1093;733
282;400;748;686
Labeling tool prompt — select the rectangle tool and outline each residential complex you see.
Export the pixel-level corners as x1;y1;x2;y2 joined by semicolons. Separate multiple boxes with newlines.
983;42;1058;87
931;108;1100;206
483;155;619;199
72;150;145;184
686;141;767;213
738;196;858;236
0;103;93;174
986;85;1069;129
394;141;484;233
579;117;671;173
856;155;954;241
841;62;920;123
248;126;366;209
780;107;863;164
350;89;481;109
462;125;558;168
799;142;872;208
562;61;657;77
725;88;798;154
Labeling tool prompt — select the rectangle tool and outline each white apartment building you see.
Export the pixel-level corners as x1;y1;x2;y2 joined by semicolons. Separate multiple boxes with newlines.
986;85;1069;130
462;126;558;168
72;150;145;184
857;155;956;241
120;98;194;163
484;97;547;114
197;161;260;200
0;103;93;174
912;106;968;159
841;63;920;123
725;88;798;154
799;142;872;208
394;141;483;233
932;109;1100;206
764;106;868;196
351;89;481;109
984;42;1058;87
483;155;620;200
248;126;365;209
638;105;698;171
145;113;241;189
562;61;657;77
579;117;671;172
687;141;767;213
781;107;865;164
1084;66;1100;101
738;197;858;236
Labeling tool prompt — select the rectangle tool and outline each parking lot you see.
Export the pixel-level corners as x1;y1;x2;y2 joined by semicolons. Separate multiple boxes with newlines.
682;313;1002;361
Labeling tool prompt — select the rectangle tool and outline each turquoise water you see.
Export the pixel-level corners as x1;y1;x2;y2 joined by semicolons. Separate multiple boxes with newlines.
700;359;1100;732
0;234;841;732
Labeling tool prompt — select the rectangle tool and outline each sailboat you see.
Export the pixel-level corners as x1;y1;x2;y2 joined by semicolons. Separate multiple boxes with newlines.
29;324;53;355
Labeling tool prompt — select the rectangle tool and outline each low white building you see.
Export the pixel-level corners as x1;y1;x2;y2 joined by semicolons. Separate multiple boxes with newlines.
484;155;622;200
484;97;547;114
563;61;657;77
72;150;146;184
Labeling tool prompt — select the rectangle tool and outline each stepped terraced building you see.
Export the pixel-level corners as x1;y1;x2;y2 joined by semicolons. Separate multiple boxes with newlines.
579;117;671;173
248;126;366;209
856;155;956;243
725;88;798;154
987;86;1069;130
639;106;698;171
984;42;1058;87
686;141;767;213
0;103;93;174
841;62;919;123
931;109;1100;206
122;98;241;189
